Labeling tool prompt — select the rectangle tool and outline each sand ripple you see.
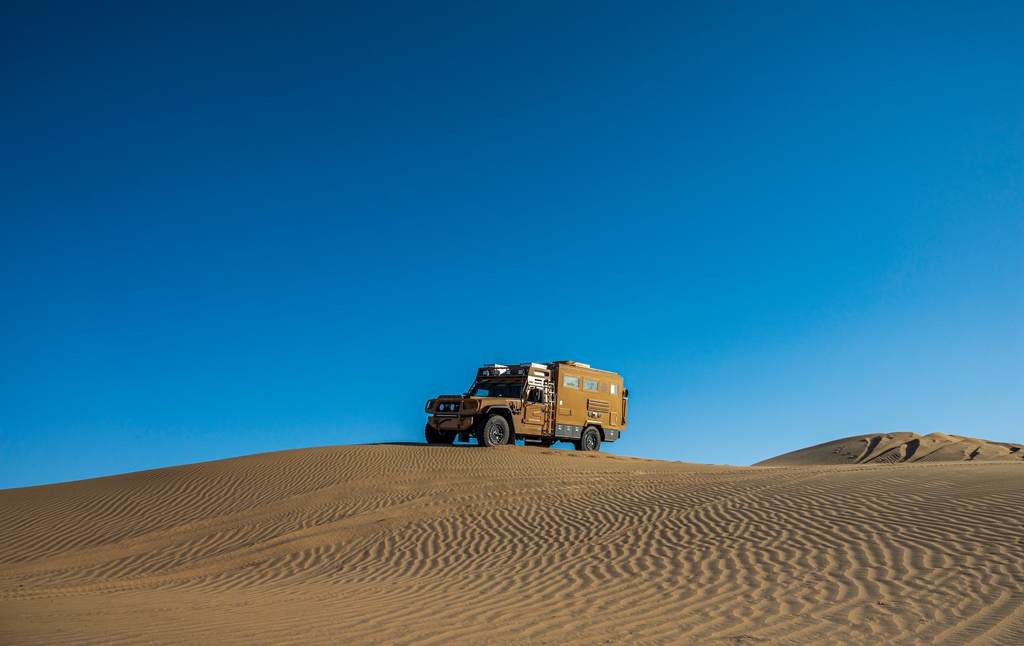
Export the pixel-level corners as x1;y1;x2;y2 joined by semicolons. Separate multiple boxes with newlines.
1;444;1022;645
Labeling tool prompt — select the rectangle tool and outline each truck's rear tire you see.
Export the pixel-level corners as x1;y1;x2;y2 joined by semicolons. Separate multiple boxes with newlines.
478;415;510;447
575;427;601;452
425;423;455;445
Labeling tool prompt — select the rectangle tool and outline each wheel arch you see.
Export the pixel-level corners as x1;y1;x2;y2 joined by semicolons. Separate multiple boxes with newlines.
481;406;516;434
587;422;610;441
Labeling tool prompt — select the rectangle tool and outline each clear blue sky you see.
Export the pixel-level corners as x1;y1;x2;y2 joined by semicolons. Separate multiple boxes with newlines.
2;1;1021;489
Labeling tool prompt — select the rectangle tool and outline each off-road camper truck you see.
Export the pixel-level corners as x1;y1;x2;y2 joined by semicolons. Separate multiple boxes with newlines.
424;361;628;451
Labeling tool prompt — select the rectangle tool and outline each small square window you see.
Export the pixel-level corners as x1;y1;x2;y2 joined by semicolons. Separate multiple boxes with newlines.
583;379;598;392
563;375;579;388
610;384;618;395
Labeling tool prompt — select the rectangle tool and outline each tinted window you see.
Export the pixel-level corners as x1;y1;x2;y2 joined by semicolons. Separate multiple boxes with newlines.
583;379;598;391
469;382;523;398
563;375;579;388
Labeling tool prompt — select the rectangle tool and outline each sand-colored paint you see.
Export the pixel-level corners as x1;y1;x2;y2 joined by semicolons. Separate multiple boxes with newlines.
426;361;628;447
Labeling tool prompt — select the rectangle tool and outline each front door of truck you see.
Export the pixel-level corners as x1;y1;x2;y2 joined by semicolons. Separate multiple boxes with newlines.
521;386;546;436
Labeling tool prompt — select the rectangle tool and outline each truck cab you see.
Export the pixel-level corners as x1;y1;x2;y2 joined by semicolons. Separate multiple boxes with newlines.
424;361;628;451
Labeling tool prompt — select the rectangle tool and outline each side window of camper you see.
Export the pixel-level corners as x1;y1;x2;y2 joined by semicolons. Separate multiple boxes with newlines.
563;375;579;388
610;383;618;395
583;378;598;392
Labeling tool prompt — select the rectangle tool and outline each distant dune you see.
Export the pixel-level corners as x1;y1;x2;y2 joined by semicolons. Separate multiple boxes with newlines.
2;444;1023;645
756;432;1024;466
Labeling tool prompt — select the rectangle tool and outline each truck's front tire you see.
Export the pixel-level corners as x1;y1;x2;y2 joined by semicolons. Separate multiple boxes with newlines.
425;423;455;445
575;426;601;452
478;415;510;447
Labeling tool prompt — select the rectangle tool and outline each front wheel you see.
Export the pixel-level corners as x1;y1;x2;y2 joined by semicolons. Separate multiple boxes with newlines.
478;415;510;447
575;427;601;452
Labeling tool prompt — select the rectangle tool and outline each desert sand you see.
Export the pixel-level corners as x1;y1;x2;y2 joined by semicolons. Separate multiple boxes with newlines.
757;432;1024;466
2;443;1023;645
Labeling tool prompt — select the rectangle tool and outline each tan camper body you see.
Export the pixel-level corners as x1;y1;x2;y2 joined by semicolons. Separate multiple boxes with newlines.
424;361;629;451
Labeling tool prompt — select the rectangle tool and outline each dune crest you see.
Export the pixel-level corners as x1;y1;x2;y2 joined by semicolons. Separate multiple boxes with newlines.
756;431;1024;466
2;444;1023;645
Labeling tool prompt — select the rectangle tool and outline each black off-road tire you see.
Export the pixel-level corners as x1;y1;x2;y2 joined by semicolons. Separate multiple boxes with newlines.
575;427;601;452
425;423;455;445
478;414;510;447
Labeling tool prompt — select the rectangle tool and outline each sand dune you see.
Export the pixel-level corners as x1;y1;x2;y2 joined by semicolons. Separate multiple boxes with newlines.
2;444;1023;645
757;432;1024;466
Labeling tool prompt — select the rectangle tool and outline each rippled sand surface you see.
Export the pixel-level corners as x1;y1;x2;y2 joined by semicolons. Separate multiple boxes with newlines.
2;444;1023;645
757;432;1024;466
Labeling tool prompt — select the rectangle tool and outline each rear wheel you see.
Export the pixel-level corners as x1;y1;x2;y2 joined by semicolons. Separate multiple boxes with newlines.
425;423;455;445
478;414;510;447
575;427;601;452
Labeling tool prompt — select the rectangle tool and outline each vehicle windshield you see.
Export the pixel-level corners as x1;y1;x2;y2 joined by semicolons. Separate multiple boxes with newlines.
468;381;523;398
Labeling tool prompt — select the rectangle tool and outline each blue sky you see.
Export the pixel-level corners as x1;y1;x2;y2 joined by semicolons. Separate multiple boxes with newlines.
1;1;1021;488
